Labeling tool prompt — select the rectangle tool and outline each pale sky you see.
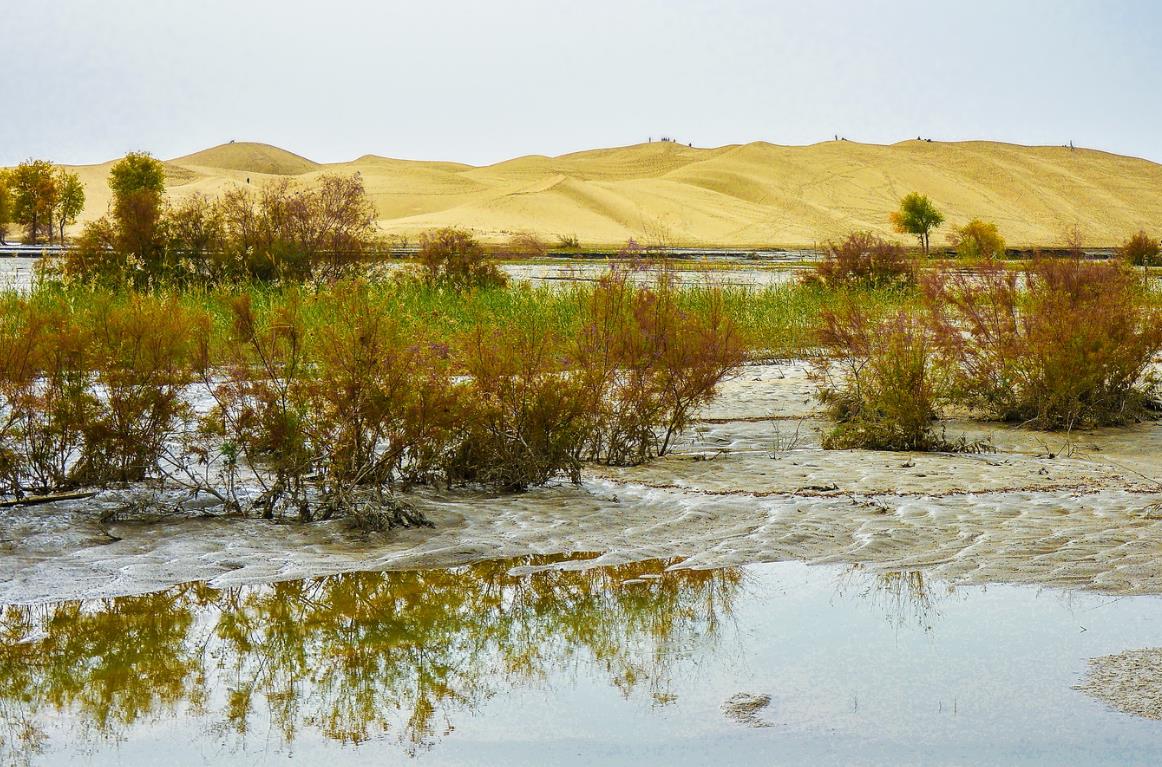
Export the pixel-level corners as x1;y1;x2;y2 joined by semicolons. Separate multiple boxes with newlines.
3;0;1160;166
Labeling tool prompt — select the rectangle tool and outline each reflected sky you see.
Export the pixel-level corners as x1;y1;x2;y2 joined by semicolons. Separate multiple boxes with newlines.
2;558;1162;766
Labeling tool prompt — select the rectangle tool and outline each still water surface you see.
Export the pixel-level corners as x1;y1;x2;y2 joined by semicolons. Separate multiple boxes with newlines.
2;557;1161;766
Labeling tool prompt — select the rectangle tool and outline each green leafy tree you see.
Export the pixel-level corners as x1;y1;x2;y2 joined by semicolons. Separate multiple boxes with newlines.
889;192;944;257
107;152;167;267
52;169;85;244
108;151;166;200
8;159;59;244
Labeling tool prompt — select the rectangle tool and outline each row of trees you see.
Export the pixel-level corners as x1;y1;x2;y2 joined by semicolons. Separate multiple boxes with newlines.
891;192;1006;259
0;160;85;245
67;152;378;285
890;191;1158;264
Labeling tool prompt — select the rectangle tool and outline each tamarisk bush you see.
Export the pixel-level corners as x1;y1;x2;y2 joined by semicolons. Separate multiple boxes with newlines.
811;231;916;288
925;258;1162;430
73;295;203;485
0;297;93;495
0;293;202;496
813;305;949;451
0;275;744;524
576;269;744;465
446;322;595;489
416;228;507;290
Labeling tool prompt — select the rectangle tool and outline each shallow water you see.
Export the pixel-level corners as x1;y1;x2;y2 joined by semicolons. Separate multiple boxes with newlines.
501;260;803;288
2;557;1161;766
0;256;802;293
0;258;38;291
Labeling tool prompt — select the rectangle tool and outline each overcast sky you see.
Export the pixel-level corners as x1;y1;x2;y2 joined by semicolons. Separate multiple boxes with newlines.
3;0;1160;166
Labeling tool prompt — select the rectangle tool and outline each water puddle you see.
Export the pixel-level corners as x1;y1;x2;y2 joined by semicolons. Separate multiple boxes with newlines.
2;557;1161;766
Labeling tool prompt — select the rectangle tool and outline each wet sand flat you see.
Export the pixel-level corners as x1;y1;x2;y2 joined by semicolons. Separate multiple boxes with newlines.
5;361;1162;604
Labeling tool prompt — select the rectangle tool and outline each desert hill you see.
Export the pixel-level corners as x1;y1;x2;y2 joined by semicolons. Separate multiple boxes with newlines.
172;142;319;176
54;139;1162;247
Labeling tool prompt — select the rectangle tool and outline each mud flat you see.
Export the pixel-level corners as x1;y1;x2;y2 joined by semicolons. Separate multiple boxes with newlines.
5;360;1162;603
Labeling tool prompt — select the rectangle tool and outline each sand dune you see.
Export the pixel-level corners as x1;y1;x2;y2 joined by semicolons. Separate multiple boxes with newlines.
172;142;319;176
56;139;1162;247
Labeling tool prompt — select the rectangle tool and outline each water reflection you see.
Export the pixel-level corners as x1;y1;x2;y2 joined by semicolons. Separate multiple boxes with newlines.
0;556;741;763
836;566;958;631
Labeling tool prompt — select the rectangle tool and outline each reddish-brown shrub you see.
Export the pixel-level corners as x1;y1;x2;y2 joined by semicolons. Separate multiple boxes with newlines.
446;322;594;489
497;232;548;260
575;271;744;464
0;298;95;494
72;294;203;485
201;292;315;519
217;175;378;283
813;306;949;451
301;282;456;501
416;228;507;289
925;258;1162;429
1121;230;1161;267
813;231;916;288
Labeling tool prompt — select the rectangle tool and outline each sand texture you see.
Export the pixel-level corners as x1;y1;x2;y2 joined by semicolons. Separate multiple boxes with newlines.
1079;649;1162;721
45;139;1162;247
5;362;1162;605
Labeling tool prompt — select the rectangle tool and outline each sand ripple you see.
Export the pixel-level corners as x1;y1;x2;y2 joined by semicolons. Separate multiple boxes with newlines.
4;362;1162;603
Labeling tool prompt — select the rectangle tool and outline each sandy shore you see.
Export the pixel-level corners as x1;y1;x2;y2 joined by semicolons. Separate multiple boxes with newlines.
5;360;1162;605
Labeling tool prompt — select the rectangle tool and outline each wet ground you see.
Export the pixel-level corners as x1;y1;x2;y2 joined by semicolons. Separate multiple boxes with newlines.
7;362;1162;603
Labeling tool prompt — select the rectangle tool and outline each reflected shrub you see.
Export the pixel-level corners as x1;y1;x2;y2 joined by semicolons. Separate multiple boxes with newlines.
0;557;740;756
